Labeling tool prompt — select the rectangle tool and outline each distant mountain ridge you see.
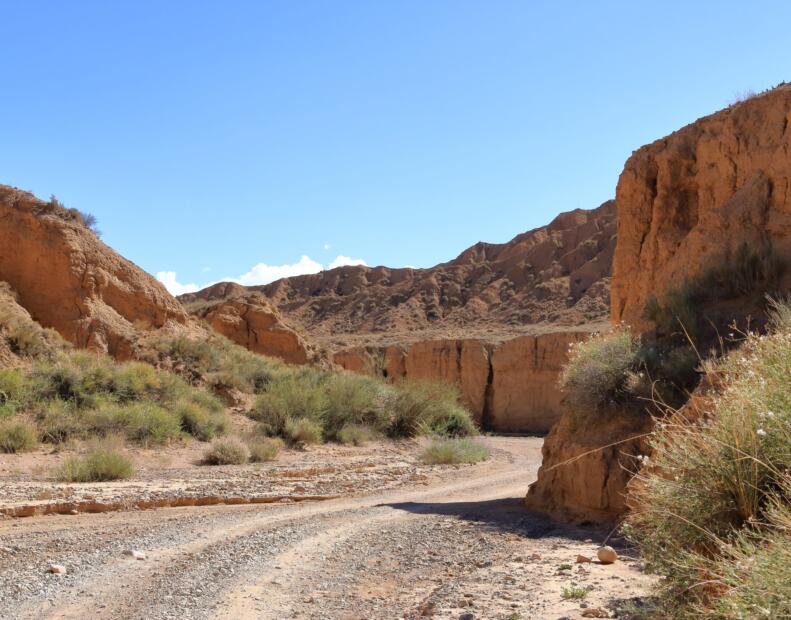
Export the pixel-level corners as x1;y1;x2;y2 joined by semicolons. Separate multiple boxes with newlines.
181;201;617;350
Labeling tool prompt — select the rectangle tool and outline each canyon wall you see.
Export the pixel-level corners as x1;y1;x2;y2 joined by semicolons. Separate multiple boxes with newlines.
0;186;187;359
612;84;791;330
333;331;588;433
528;85;791;524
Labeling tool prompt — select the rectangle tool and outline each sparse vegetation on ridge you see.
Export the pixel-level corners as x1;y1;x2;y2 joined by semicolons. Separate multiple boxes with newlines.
643;242;785;342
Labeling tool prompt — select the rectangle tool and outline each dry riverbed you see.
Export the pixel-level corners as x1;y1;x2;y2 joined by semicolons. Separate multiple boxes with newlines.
0;437;655;619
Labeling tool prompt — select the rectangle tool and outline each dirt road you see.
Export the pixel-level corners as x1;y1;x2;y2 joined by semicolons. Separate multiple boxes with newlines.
0;437;652;619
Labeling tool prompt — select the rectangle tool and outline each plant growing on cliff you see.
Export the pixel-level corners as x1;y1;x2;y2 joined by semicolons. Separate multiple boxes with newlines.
560;326;642;415
624;300;791;617
643;242;785;342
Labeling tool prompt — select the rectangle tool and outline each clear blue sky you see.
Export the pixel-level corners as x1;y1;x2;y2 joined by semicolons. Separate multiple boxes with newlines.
2;1;788;293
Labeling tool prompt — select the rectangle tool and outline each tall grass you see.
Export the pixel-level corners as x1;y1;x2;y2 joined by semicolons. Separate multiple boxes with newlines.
56;444;135;482
624;300;791;617
421;437;490;465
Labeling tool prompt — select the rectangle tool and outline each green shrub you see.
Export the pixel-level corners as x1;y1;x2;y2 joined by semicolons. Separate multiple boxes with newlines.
284;417;323;445
152;334;287;394
421;437;490;465
560;327;641;415
113;403;181;445
251;376;328;435
561;585;590;601
202;437;249;465
386;380;476;438
175;401;226;441
56;446;135;482
248;437;283;462
624;302;791;616
336;424;375;446
37;398;84;443
0;420;37;453
322;373;385;439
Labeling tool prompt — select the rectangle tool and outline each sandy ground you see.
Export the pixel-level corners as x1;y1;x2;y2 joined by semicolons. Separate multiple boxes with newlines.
0;437;654;619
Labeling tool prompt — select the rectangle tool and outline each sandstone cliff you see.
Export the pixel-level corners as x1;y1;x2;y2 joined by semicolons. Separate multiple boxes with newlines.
524;411;652;524
183;202;616;350
333;330;589;433
0;185;187;359
184;286;313;365
529;84;791;524
612;84;791;330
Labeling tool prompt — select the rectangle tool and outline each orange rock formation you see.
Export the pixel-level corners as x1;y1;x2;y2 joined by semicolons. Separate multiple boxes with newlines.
612;84;791;330
0;186;187;359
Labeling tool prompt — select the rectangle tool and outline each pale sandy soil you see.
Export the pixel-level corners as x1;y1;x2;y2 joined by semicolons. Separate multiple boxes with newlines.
0;437;655;619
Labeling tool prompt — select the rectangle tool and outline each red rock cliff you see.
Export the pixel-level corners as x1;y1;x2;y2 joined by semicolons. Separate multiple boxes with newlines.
612;84;791;330
0;186;187;358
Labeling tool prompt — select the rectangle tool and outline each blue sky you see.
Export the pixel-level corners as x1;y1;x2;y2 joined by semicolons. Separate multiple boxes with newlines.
1;2;789;294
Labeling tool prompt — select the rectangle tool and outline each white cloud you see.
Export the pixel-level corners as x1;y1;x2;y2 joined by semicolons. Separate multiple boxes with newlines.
157;254;368;296
233;255;323;286
156;271;200;296
201;266;212;273
323;243;331;251
327;255;368;270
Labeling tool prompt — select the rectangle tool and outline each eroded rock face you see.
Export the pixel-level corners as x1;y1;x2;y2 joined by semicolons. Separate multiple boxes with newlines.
612;84;791;330
0;186;187;359
333;332;585;432
524;410;652;524
489;332;588;433
185;202;616;346
186;293;312;365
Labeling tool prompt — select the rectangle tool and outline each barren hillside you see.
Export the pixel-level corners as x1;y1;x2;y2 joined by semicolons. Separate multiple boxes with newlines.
182;201;616;350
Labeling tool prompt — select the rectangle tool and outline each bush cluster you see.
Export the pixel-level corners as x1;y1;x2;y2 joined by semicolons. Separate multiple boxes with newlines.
250;370;476;446
0;351;226;450
560;326;701;424
624;301;791;617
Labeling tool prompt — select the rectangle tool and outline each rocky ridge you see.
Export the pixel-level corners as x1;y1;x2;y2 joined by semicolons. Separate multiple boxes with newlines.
182;201;616;350
182;202;616;433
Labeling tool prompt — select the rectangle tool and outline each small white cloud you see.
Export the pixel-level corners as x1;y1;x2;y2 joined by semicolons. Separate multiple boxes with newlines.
231;255;324;286
327;255;368;270
156;271;200;296
201;266;212;273
158;253;368;296
323;243;331;251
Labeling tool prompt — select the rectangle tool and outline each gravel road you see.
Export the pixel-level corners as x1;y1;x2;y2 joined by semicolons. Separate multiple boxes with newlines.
0;437;653;619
